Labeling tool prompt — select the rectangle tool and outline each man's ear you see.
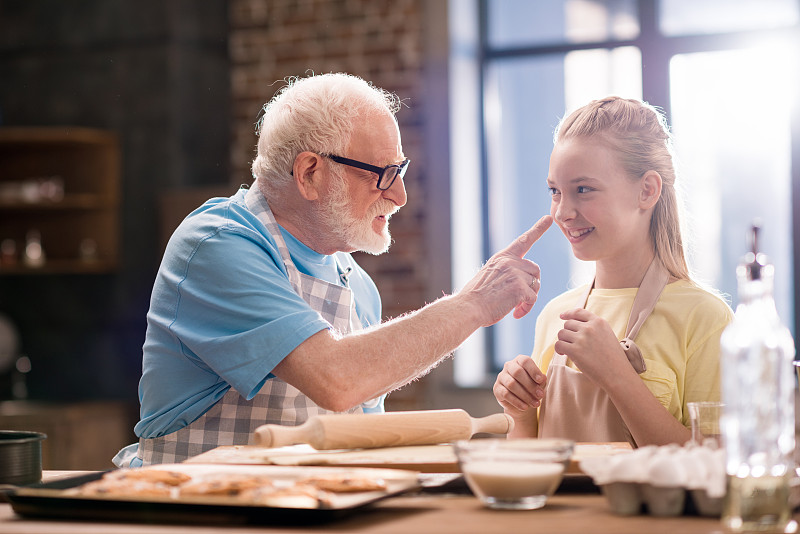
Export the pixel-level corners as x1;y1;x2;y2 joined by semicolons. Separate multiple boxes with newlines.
293;151;324;201
639;170;662;210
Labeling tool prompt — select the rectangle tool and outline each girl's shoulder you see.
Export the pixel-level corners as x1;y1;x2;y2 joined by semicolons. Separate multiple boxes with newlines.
662;279;732;304
661;279;735;323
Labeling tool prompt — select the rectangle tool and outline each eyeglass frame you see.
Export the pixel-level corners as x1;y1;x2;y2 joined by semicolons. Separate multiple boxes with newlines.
322;154;410;191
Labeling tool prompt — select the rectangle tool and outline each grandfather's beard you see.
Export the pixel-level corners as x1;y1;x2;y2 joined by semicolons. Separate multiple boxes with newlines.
318;172;397;255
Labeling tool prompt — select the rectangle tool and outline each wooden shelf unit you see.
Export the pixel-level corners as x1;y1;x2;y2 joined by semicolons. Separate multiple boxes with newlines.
0;127;120;275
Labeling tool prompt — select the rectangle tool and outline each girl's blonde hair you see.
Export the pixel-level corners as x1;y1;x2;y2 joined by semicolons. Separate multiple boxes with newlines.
554;96;690;281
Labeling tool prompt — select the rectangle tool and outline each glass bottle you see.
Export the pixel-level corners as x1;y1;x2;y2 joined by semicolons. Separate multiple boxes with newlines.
721;223;796;532
22;229;45;268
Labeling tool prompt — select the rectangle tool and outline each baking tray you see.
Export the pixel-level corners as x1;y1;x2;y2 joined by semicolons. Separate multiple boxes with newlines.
7;464;421;525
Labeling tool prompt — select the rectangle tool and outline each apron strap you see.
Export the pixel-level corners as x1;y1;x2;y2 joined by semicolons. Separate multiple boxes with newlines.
577;258;670;374
620;259;670;372
244;184;304;291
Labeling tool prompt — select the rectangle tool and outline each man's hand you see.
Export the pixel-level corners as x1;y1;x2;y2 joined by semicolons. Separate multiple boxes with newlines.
460;215;552;326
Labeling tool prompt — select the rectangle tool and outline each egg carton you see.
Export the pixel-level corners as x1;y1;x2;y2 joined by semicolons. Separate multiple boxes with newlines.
600;481;722;517
580;443;726;517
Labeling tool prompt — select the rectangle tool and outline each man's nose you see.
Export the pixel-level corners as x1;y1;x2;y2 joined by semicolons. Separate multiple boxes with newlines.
382;174;407;207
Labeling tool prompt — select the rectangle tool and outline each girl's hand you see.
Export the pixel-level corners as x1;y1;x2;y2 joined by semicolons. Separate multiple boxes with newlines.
493;354;547;416
555;308;631;389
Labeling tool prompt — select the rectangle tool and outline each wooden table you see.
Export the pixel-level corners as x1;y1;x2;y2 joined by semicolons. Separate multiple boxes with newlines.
0;471;775;534
0;492;736;534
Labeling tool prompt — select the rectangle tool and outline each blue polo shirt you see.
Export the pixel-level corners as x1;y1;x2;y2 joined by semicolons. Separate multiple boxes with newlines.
134;187;383;439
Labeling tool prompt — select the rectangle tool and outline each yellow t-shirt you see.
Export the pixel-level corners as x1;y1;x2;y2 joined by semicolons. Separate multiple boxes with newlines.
532;280;734;429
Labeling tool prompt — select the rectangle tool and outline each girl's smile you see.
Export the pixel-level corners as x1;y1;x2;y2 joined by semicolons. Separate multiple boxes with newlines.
564;226;594;241
547;138;657;287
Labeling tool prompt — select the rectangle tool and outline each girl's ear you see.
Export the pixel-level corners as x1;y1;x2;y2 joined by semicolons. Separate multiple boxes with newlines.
639;170;662;210
293;152;324;201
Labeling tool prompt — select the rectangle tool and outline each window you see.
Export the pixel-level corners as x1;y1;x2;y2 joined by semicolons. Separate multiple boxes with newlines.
450;0;800;386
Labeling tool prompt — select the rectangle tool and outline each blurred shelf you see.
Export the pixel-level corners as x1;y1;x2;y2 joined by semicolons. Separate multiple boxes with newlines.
0;127;120;276
0;194;106;211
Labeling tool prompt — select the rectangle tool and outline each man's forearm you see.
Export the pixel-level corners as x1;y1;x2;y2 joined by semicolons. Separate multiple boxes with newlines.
274;292;484;411
343;293;485;395
274;215;553;412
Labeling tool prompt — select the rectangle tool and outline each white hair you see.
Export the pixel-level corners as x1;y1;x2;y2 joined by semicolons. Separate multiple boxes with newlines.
251;73;401;203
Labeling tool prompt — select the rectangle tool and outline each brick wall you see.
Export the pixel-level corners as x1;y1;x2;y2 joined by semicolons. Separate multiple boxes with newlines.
228;0;436;408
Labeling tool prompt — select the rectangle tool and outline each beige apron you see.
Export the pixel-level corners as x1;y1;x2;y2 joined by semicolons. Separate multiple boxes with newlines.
537;259;669;446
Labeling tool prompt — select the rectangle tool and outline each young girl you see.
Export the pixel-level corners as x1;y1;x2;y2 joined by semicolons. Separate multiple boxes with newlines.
493;96;734;447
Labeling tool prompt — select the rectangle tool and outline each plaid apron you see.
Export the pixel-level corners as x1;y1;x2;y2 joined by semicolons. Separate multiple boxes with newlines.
138;186;368;464
537;258;669;446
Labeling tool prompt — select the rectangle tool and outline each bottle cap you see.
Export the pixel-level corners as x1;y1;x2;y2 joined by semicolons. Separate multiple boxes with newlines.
741;220;771;281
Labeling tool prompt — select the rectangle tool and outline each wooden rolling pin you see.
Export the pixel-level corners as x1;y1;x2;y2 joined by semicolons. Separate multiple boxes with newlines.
253;409;514;450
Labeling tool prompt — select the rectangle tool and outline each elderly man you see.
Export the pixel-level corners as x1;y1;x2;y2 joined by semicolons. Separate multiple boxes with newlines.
114;73;551;466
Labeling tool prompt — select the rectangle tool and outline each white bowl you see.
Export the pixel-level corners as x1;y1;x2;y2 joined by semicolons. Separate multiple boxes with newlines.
452;438;574;510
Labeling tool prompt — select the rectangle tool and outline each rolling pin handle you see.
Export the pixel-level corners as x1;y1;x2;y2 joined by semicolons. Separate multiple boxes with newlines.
253;424;276;447
254;419;319;448
471;412;515;436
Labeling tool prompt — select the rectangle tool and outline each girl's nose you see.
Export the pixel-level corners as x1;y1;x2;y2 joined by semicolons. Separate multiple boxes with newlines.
553;198;575;223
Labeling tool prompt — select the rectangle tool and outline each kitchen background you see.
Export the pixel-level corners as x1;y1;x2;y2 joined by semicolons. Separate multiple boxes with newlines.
0;0;799;468
0;0;452;468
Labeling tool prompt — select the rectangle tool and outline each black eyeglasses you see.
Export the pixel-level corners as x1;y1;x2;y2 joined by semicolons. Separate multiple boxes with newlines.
323;154;410;191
